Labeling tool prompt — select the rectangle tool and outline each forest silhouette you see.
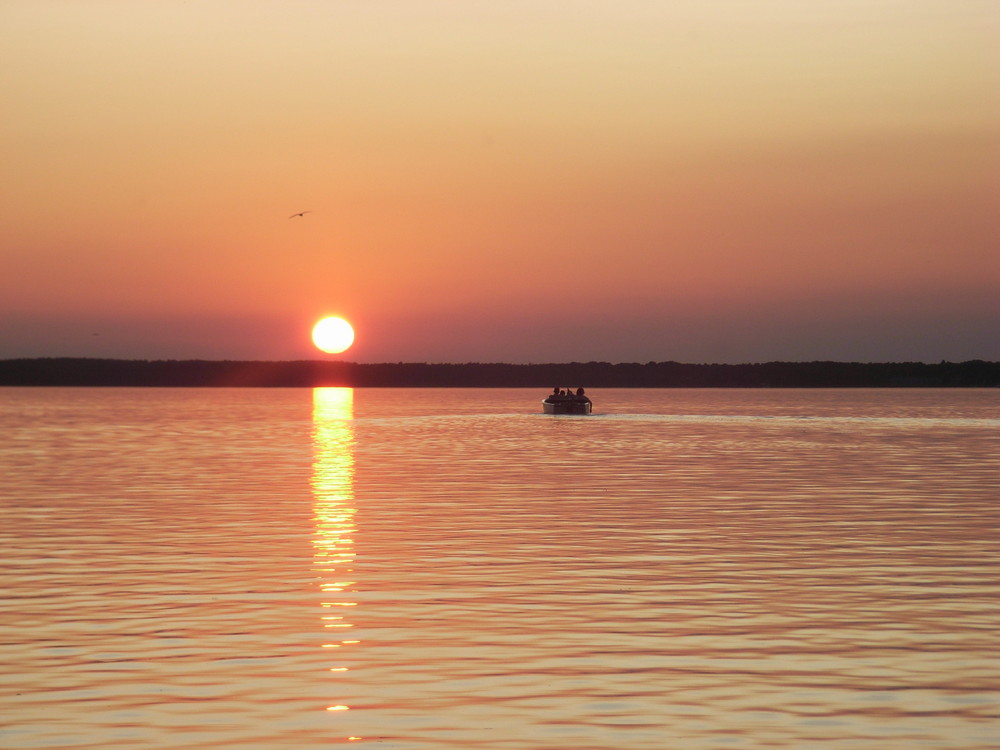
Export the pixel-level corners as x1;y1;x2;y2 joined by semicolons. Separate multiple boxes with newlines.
1;358;997;388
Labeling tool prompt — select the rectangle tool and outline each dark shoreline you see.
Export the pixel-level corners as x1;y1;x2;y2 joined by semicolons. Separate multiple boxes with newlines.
1;358;998;388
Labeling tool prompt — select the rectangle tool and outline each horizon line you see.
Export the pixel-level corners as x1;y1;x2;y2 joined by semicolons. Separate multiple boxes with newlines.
2;356;997;367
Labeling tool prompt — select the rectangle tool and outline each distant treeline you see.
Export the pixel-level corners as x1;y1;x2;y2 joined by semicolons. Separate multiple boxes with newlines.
1;358;998;387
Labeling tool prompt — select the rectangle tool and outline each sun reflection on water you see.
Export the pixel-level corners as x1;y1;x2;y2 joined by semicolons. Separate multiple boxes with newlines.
311;387;358;726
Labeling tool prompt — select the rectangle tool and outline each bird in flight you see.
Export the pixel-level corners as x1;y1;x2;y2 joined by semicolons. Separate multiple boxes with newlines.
288;211;312;218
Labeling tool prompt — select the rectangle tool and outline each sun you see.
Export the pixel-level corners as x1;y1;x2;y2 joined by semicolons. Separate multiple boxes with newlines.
312;316;355;354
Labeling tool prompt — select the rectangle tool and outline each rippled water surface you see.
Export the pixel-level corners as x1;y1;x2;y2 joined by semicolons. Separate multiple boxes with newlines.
2;388;998;749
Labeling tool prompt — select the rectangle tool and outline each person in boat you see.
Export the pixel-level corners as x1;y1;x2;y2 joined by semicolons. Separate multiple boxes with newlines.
546;388;576;402
575;387;591;404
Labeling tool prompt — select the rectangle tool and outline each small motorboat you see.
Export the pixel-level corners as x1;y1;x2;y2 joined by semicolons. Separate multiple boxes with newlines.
542;389;592;415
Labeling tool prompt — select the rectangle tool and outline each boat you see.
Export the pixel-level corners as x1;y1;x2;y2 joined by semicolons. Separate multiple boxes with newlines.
542;390;592;415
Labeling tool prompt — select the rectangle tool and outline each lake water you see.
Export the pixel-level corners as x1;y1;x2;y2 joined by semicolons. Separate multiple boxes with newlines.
1;387;998;749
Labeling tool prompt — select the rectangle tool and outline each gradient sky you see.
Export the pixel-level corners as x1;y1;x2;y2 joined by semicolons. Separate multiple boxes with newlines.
2;1;997;363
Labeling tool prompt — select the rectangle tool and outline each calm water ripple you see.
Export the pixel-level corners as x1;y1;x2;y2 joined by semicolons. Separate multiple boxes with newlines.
1;388;998;748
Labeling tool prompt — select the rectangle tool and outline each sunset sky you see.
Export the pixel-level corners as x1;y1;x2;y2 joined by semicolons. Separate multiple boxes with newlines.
2;1;997;363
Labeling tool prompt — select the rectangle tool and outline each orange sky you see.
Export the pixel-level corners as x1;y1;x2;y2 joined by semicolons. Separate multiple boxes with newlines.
2;1;997;363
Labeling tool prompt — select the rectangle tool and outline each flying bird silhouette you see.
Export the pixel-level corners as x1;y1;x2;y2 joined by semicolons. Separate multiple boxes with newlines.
288;211;312;218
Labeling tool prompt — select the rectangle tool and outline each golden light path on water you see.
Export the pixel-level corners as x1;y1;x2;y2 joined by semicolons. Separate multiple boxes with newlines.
310;387;361;741
1;388;997;748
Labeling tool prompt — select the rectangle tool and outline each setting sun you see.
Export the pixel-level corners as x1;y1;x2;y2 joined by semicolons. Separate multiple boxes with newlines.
312;317;355;354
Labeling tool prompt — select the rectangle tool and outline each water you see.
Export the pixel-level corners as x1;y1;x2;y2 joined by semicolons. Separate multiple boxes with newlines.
1;387;998;749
